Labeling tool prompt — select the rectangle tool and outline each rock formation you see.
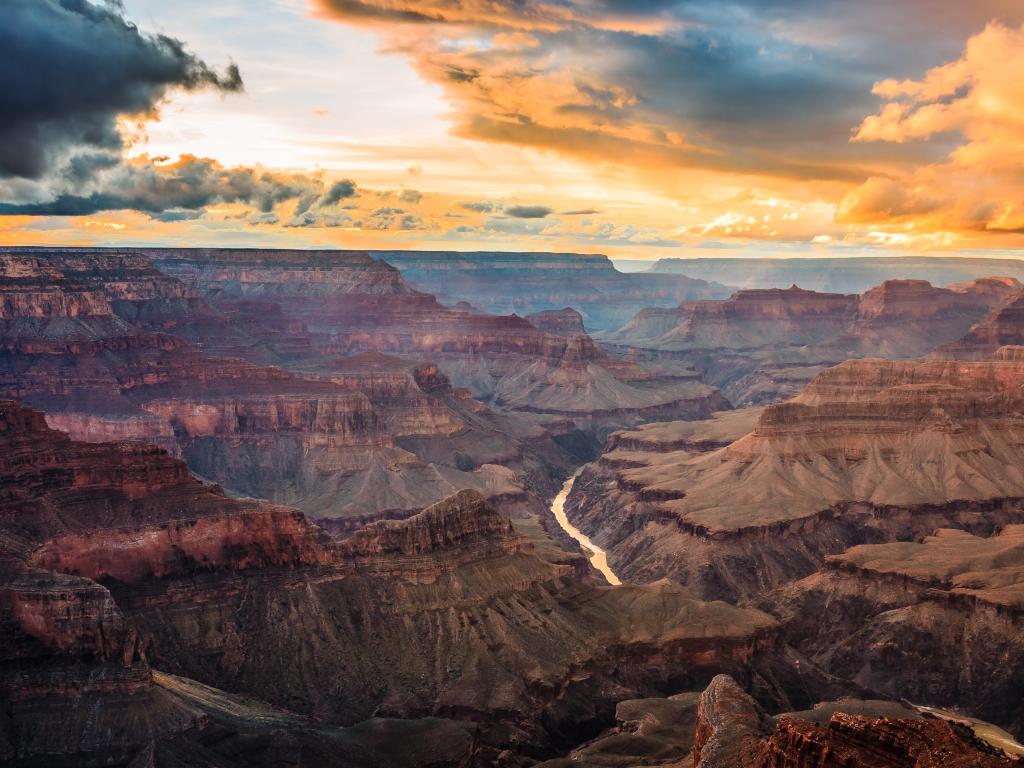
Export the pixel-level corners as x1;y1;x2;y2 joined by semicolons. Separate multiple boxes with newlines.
0;249;590;528
570;357;1024;737
538;675;1019;767
646;255;1024;295
937;290;1024;359
567;358;1024;600
139;247;727;429
374;250;732;331
604;279;1018;405
0;400;821;765
526;307;587;337
768;526;1024;736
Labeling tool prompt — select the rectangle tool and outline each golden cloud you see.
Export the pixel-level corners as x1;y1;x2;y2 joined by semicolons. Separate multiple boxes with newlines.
842;22;1024;238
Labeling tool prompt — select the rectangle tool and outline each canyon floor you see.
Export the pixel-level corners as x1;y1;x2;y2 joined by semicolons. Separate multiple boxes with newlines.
3;246;1024;767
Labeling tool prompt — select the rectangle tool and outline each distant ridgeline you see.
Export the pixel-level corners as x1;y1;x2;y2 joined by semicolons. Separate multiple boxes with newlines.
373;250;733;330
643;256;1024;294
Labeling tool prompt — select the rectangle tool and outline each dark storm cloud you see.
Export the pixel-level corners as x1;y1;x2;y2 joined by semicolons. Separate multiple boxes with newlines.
0;155;356;219
505;205;553;218
321;179;358;205
0;0;243;180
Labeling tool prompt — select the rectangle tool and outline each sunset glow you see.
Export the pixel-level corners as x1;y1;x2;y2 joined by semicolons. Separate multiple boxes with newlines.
4;0;1024;258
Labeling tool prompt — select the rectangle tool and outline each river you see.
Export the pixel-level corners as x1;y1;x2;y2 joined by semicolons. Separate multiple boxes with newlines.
550;469;621;586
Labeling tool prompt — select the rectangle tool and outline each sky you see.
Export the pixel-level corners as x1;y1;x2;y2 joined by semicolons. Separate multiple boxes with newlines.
2;0;1024;260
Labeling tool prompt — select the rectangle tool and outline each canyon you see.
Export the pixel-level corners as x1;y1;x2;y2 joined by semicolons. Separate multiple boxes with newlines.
602;277;1022;404
5;246;1024;766
0;248;728;548
0;398;824;766
567;351;1024;740
374;250;733;331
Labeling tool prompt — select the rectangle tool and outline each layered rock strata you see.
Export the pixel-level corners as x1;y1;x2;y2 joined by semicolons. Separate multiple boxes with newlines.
567;359;1024;601
768;526;1024;736
604;279;1019;405
0;250;581;526
0;401;815;763
374;250;732;331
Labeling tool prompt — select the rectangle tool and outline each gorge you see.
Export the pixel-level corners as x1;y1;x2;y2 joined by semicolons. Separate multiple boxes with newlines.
3;245;1024;767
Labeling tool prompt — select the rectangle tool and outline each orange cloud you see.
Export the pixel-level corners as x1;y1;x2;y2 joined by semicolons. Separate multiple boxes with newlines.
843;22;1024;239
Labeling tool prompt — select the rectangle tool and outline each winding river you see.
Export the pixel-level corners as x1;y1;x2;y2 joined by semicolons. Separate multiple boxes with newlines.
550;469;621;586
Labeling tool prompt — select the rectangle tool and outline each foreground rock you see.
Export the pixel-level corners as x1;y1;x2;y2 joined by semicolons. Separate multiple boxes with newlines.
0;399;481;767
539;675;1018;767
693;676;1018;768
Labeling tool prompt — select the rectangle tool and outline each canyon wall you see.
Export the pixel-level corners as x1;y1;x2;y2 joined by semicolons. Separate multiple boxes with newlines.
604;278;1020;405
0;400;821;764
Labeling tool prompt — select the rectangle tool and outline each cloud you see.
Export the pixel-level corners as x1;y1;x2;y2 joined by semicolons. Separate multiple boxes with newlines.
458;200;497;213
284;211;351;228
399;189;424;203
842;22;1024;237
836;176;940;223
0;154;352;220
321;179;358;205
504;204;553;218
311;0;1007;184
563;208;600;216
0;0;242;180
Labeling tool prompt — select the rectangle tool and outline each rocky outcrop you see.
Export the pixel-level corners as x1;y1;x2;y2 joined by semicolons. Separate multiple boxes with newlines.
534;693;702;767
758;713;1017;767
693;674;774;767
766;527;1024;736
539;677;1020;768
692;676;1015;768
527;308;587;337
